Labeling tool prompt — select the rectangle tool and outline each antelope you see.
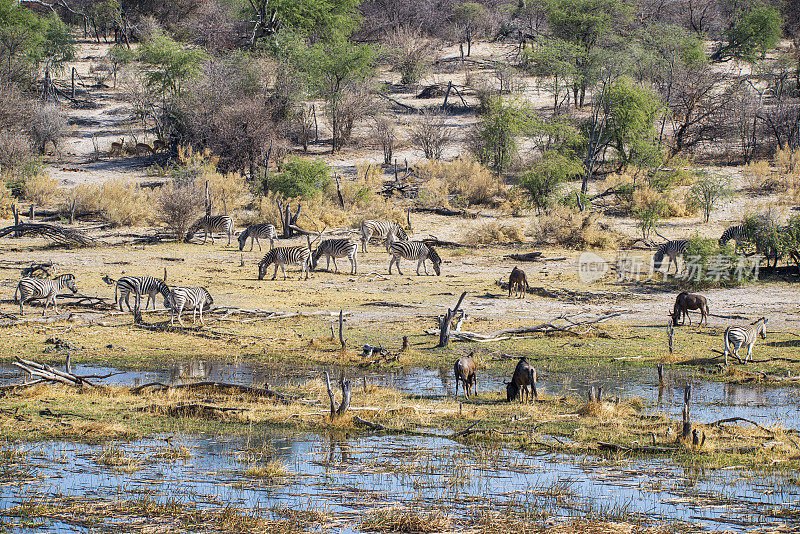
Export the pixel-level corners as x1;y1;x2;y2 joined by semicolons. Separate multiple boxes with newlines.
672;292;709;326
135;142;155;155
454;354;477;398
109;138;124;157
152;138;167;152
506;357;537;403
508;266;528;298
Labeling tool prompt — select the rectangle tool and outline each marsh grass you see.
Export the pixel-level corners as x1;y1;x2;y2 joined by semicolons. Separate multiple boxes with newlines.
244;459;291;483
360;506;451;533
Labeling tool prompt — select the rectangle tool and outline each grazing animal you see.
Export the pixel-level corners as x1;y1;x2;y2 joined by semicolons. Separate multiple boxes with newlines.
14;274;78;316
454;354;477;398
258;246;311;280
723;317;768;365
115;276;170;312
238;223;276;252
506;357;537;403
653;240;689;274
109;138;124;157
168;286;213;326
508;266;528;298
719;225;750;249
360;220;408;253
311;239;358;275
388;241;441;276
152;138;167;152
189;215;234;246
672;292;709;326
134;142;154;155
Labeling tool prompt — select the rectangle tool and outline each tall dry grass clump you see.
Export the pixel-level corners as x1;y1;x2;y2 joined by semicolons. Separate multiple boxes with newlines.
465;221;524;245
174;146;249;213
742;151;800;203
22;172;60;207
530;207;620;250
0;182;14;217
64;180;154;226
415;157;504;208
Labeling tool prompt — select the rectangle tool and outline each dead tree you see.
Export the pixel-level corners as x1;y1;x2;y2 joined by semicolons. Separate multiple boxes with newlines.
276;198;302;239
437;291;467;348
668;321;674;354
323;371;351;418
338;309;346;349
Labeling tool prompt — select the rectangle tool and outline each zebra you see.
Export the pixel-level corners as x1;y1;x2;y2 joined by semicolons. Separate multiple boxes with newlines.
189;215;234;246
115;276;170;312
311;239;358;275
168;286;213;326
238;223;277;252
723;317;768;365
719;225;750;249
653;240;689;274
258;246;311;280
360;220;408;253
14;274;78;316
388;241;441;276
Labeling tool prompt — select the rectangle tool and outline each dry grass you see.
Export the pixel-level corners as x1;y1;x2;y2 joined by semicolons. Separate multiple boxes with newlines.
244;460;291;483
65;179;154;226
22;172;60;207
360;506;451;533
530;207;621;250
465;221;525;245
415;157;505;208
96;445;146;473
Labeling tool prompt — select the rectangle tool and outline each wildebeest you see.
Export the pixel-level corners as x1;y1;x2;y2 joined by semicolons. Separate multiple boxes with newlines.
508;266;528;298
672;292;709;326
454;354;477;398
506;357;537;403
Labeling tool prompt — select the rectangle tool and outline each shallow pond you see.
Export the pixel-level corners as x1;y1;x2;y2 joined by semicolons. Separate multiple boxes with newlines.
2;430;798;532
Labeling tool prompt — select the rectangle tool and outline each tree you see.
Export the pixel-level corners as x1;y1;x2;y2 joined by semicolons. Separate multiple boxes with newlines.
470;97;533;174
689;172;729;223
410;110;452;160
384;26;433;85
521;37;579;111
604;77;664;171
265;158;330;198
710;1;782;62
520;150;583;213
246;0;362;45
452;2;487;57
137;31;206;98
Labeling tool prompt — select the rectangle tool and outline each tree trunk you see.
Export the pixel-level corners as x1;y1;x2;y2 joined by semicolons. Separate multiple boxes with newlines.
437;291;467;348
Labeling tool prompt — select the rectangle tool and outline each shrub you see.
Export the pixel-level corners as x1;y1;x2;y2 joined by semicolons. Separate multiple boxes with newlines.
265;158;331;199
519;151;582;213
64;180;153;226
0;180;13;217
632;186;667;239
157;179;204;241
22;172;59;206
384;27;434;85
681;237;751;289
415;157;504;208
410;111;452;160
171;147;250;212
465;221;524;245
530;207;620;250
742;159;771;191
688;172;729;223
26;103;68;154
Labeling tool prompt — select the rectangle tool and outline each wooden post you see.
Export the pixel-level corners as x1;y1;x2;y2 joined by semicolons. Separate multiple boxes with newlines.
69;199;76;225
324;371;337;418
657;363;664;386
442;81;453;109
589;385;596;403
65;353;72;374
312;104;319;143
323;370;351;419
71;67;76;100
394;159;398;184
437;291;467;348
401;335;409;352
596;386;602;403
681;384;692;439
335;176;345;208
667;321;674;354
407;208;412;234
240;253;244;268
330;324;335;341
204;180;210;215
338;309;346;349
12;204;19;237
29;204;35;222
163;267;167;282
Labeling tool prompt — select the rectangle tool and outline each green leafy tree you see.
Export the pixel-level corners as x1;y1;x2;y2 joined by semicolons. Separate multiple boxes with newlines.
0;0;74;85
470;97;534;173
452;2;488;57
689;172;729;223
521;38;580;111
604;77;664;171
520;150;583;213
137;31;207;98
247;0;362;44
265;158;330;198
711;1;782;62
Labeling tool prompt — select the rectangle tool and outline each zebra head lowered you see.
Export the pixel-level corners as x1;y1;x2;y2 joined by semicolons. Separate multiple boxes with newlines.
59;274;78;293
428;246;441;276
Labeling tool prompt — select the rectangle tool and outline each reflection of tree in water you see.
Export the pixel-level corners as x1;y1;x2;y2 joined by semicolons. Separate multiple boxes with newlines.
327;437;350;465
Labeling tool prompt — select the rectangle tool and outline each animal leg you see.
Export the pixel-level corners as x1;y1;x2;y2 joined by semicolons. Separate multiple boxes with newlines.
332;257;338;273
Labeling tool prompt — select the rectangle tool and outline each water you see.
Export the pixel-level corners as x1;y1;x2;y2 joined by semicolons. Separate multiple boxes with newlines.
1;432;797;532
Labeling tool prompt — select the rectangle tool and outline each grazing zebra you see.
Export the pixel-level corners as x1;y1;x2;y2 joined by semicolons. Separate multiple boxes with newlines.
258;246;311;280
360;220;408;253
168;286;213;326
719;225;750;249
14;274;78;316
115;276;170;312
388;241;441;276
311;239;358;275
238;223;277;252
189;215;234;246
723;317;768;365
653;240;689;274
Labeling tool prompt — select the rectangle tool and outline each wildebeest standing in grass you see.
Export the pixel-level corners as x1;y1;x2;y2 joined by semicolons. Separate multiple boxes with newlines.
508;266;528;298
672;292;709;326
506;357;537;403
454;354;477;398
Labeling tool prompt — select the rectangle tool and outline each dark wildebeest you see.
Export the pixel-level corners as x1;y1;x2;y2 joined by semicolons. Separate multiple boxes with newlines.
454;354;477;398
508;266;529;298
506;357;537;403
672;292;709;326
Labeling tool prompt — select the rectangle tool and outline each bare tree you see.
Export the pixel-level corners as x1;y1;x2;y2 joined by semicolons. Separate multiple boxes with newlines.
384;26;435;85
410;110;452;160
157;179;204;241
372;115;396;165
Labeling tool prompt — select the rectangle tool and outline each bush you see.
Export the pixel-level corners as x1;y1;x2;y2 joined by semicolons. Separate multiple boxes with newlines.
688;172;729;223
530;207;620;250
632;186;667;239
64;180;153;227
742;159;771;191
465;221;524;245
384;27;434;85
170;147;250;213
681;237;752;289
519;151;582;213
157;179;204;241
415;157;504;208
265;158;331;199
0;180;14;217
410;111;452;160
22;172;59;206
27;103;68;154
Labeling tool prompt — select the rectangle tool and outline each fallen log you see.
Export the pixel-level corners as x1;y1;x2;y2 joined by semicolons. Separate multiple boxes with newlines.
597;441;677;453
137;403;248;419
0;223;98;247
503;252;542;262
711;417;775;435
11;355;104;388
129;381;297;402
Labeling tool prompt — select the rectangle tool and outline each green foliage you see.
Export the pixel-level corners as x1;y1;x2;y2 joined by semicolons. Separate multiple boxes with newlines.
604;77;664;170
713;1;782;61
137;31;207;97
683;237;751;289
265;158;331;199
521;38;580;110
470;97;534;173
520;151;583;213
632;195;666;240
0;0;74;85
631;24;705;83
688;172;729;223
253;0;362;40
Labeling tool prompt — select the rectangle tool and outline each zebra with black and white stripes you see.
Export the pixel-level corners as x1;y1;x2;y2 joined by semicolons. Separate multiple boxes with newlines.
168;286;213;326
189;215;234;246
388;241;441;276
115;276;170;312
653;240;689;274
719;225;750;248
14;274;78;316
360;220;408;253
258;246;311;280
238;223;276;252
311;239;358;274
723;317;767;365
